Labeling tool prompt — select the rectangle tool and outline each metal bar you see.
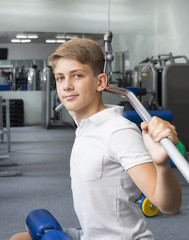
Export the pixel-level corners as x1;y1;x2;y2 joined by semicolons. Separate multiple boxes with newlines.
45;67;51;128
0;98;11;152
0;96;3;141
55;103;64;112
105;85;189;183
5;99;11;152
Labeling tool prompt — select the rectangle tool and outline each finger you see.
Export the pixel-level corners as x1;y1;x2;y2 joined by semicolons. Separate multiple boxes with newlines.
148;121;162;139
148;117;178;143
148;117;169;137
141;121;148;130
141;122;149;134
154;127;178;145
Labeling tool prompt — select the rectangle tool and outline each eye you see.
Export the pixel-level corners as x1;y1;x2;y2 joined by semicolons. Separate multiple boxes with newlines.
74;74;83;79
56;76;64;82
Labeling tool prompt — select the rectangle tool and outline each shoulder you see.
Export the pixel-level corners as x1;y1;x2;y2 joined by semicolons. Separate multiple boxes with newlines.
106;114;140;134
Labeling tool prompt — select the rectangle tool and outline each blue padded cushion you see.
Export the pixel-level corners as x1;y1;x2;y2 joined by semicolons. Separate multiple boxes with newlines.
126;87;139;95
123;110;173;124
41;230;72;240
26;209;62;240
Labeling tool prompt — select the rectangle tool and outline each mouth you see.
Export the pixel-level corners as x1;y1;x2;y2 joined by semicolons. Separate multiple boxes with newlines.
63;94;79;100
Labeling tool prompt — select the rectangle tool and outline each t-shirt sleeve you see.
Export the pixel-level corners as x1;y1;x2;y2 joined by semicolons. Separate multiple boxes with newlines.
109;126;152;171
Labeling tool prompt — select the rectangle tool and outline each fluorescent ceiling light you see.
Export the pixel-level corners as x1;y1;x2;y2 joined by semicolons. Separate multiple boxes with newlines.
46;39;56;43
46;39;65;43
21;39;31;43
16;34;27;39
66;35;78;39
56;35;78;39
11;39;20;43
11;39;31;43
16;33;38;39
56;35;65;39
56;39;66;43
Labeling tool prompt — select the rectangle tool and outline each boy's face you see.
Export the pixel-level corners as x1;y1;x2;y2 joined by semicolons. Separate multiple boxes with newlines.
54;58;106;119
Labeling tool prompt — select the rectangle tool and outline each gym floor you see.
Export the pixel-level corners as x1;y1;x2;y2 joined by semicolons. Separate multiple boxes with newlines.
0;126;189;240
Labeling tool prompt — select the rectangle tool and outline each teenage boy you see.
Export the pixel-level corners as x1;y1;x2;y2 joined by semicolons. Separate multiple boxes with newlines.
10;39;181;240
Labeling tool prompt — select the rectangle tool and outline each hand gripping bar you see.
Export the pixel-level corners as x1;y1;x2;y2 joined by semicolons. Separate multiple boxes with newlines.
105;85;189;183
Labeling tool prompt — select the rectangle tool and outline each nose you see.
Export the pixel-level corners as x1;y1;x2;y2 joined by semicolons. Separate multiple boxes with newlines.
63;76;74;91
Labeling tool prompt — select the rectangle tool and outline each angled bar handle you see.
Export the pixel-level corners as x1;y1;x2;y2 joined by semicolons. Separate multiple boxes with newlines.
105;85;189;183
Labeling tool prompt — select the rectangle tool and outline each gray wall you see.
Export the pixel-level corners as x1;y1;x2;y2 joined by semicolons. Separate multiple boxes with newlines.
113;1;189;69
0;43;59;60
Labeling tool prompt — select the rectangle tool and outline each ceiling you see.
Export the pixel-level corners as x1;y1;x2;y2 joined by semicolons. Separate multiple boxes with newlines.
0;0;155;44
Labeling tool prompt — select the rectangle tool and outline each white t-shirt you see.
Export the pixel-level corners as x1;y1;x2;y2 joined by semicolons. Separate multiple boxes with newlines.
70;105;154;240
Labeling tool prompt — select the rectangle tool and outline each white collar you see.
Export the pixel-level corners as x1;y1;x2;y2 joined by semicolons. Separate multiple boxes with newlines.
77;105;123;126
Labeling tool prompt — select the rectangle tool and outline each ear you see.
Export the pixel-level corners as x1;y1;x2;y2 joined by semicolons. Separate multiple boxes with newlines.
96;73;108;92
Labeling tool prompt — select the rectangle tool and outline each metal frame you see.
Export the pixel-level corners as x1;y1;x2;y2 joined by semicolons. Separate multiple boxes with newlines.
0;97;11;152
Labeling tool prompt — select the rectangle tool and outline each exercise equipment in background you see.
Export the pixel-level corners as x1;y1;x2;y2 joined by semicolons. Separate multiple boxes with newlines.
102;31;189;184
41;67;74;129
169;140;187;168
138;194;159;218
134;53;189;151
105;84;189;183
0;96;21;176
3;99;24;127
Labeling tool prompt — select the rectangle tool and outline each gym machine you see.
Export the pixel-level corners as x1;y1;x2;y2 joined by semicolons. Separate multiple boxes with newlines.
134;53;189;150
0;96;21;176
0;96;10;152
0;65;16;90
41;66;73;129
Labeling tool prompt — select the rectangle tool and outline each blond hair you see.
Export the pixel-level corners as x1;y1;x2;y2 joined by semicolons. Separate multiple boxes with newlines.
48;38;104;76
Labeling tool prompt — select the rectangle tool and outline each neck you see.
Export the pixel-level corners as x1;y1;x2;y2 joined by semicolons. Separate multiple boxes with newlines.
72;100;106;126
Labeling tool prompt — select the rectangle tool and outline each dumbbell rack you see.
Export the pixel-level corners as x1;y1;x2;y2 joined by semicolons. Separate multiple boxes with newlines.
3;99;24;127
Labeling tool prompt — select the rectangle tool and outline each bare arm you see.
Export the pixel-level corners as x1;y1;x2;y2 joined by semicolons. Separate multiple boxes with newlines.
128;117;182;214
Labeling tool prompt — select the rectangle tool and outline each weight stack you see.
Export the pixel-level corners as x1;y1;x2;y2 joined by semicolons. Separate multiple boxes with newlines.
3;99;24;127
